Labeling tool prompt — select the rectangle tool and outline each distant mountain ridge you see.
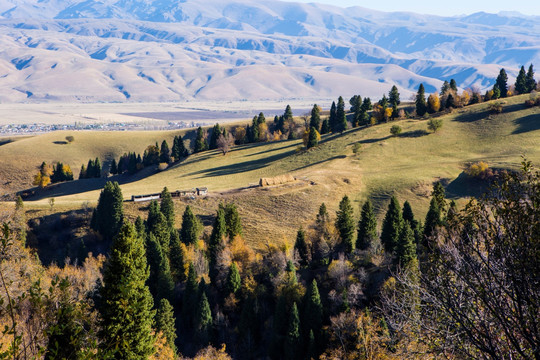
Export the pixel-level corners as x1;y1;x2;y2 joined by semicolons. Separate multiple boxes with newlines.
0;0;539;102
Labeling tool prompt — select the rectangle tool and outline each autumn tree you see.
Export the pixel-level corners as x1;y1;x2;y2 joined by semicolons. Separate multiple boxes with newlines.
99;222;155;358
427;93;440;113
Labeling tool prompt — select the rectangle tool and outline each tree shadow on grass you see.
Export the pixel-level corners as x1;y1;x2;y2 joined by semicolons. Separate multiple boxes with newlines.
186;148;297;178
454;103;526;123
400;129;429;138
358;135;392;144
512;114;540;134
22;166;159;201
445;172;491;199
53;141;69;145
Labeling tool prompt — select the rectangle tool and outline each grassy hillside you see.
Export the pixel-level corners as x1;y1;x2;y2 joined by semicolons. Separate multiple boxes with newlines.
1;94;539;248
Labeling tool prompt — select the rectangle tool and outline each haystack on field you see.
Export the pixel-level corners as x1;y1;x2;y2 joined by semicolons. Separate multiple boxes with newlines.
1;94;540;247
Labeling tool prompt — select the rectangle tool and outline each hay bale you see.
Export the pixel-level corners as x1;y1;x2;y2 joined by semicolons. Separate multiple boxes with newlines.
259;174;295;187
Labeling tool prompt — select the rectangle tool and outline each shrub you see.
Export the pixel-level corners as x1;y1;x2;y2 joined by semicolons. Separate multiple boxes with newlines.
352;143;362;154
488;102;503;114
465;161;493;179
390;125;402;137
158;163;168;171
65;135;75;143
427;118;443;132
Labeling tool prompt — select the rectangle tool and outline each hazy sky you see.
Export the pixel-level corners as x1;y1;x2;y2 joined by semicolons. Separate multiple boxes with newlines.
288;0;540;16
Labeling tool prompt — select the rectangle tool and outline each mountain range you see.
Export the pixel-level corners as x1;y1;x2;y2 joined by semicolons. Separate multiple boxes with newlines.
1;0;539;102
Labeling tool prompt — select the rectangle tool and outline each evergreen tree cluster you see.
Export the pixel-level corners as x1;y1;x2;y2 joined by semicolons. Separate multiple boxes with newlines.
79;157;101;179
50;162;74;183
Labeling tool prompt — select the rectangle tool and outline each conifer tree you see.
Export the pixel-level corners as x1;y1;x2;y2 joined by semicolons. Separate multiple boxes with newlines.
208;207;227;284
172;135;188;160
270;296;288;360
250;116;260;142
155;299;177;354
79;164;86;180
356;199;377;251
110;158;118;175
515;66;527;94
226;262;241;295
99;223;155;358
135;215;145;238
440;80;450;96
182;263;198;328
336;195;355;253
92;181;123;242
160;187;175;229
285;260;298;286
496;68;508;98
423;197;441;248
195;292;213;346
147;202;170;253
306;126;319;149
194;127;208;153
160;140;171;164
180;205;200;247
329;101;337;133
320;119;330;134
335;96;347;133
309;104;321;131
209;123;222;150
395;221;416;267
224;203;242;239
450;79;458;91
402;201;416;228
302;280;322;349
146;234;174;303
94;158;101;178
284;105;293;121
285;302;300;360
432;181;447;213
294;227;309;268
389;85;400;107
380;196;403;254
526;64;537;93
416;83;427;116
169;230;185;282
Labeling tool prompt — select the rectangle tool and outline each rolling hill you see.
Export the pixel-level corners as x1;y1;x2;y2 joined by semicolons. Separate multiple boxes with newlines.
0;0;539;102
2;94;539;247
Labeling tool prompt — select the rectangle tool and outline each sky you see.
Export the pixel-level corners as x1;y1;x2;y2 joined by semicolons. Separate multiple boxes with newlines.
288;0;540;16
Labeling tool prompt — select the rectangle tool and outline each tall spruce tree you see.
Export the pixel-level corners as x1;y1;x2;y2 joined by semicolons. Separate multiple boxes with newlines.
224;203;242;239
169;230;185;282
395;221;417;267
294;227;309;267
92;181;123;242
194;127;208;153
110;158;118;175
440;80;450;96
307;127;319;149
320;118;330;134
335;96;347;133
270;296;288;360
309;104;321;131
160;140;171;163
302;280;322;352
496;68;508;98
226;262;241;295
423;197;441;248
182;263;198;328
180;205;200;247
208;207;227;285
329;101;337;133
285;302;300;360
209;123;222;150
402;201;416;228
356;199;377;251
449;79;458;91
99;223;155;358
515;66;527;94
526;64;537;93
160;187;175;229
336;195;355;253
416;83;427;116
389;85;400;107
380;196;403;254
284;105;293;121
146;234;174;303
195;292;212;346
432;181;447;213
155;298;177;353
